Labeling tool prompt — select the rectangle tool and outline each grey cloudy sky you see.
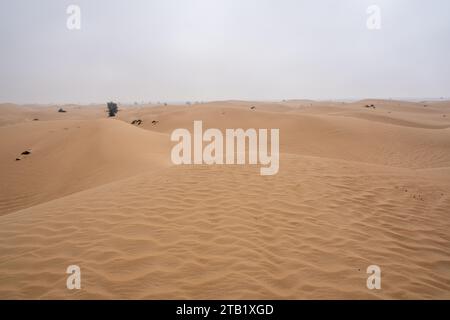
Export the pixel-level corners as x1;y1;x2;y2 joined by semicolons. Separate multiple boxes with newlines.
0;0;449;104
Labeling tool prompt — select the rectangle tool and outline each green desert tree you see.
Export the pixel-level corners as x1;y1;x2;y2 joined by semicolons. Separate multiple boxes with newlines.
107;102;119;117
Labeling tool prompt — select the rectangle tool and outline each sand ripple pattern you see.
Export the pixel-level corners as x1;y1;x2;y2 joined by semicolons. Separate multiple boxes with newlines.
1;155;449;299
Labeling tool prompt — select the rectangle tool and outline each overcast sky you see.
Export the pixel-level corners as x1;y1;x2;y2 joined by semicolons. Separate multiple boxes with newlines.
0;0;449;104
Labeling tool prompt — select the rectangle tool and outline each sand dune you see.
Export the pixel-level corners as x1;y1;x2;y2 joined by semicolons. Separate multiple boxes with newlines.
117;102;450;168
0;117;171;215
1;100;450;299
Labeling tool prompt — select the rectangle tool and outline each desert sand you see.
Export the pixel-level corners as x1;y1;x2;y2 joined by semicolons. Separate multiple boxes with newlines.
0;100;450;299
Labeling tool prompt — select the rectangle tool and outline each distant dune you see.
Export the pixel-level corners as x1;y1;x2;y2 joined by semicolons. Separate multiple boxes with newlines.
0;100;450;299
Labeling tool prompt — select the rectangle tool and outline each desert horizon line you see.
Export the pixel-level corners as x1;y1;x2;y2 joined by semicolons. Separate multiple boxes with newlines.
1;96;449;106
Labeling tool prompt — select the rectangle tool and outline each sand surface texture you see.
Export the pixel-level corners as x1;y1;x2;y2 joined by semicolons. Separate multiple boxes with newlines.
1;100;450;299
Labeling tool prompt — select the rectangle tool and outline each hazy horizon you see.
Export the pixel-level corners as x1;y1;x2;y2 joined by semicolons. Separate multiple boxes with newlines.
1;0;450;104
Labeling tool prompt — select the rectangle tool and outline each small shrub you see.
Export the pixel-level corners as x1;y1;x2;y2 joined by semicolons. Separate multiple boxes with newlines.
107;102;119;117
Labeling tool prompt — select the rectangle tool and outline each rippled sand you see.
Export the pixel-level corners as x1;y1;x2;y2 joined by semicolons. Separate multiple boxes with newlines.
1;100;450;299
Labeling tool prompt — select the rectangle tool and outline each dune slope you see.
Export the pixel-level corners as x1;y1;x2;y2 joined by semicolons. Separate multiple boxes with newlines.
0;118;170;215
